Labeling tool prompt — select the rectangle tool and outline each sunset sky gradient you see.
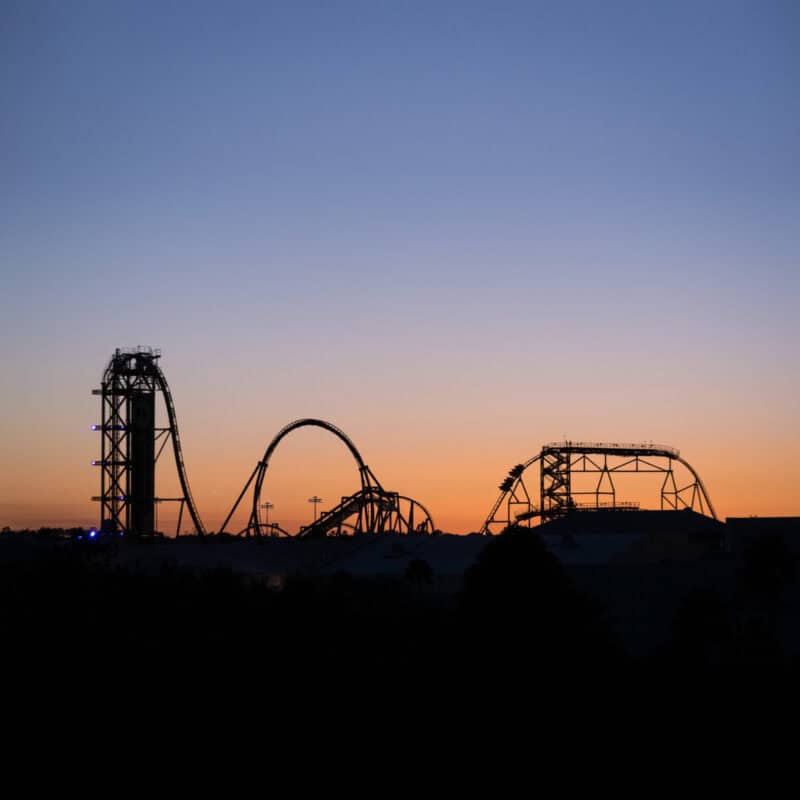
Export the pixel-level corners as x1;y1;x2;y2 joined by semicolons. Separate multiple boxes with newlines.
2;1;798;533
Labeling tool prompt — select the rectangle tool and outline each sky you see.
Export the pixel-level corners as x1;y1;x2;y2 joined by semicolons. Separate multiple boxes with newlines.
1;1;798;534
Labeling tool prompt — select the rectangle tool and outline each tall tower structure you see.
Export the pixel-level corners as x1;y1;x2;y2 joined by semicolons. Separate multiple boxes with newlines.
92;347;205;536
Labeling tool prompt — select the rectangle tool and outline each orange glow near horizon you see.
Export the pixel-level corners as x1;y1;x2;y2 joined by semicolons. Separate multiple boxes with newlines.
2;410;798;533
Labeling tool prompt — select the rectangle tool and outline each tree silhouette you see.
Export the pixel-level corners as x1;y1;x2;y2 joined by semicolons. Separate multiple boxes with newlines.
458;525;620;675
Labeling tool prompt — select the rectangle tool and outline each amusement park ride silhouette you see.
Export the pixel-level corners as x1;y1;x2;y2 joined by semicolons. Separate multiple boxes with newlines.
91;348;718;537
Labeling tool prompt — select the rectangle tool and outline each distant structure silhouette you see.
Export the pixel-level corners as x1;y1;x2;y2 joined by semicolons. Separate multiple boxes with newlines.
90;350;718;542
481;441;716;535
219;418;435;537
91;347;206;536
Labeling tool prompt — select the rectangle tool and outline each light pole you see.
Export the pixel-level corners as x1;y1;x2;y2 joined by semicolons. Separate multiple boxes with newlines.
261;501;273;531
308;495;322;523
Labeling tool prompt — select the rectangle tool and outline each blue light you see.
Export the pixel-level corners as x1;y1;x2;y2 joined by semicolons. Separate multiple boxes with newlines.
88;530;97;539
91;425;98;431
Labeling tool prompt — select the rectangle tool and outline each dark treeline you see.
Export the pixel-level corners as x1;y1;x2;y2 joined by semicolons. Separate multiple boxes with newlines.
0;526;796;682
1;526;87;537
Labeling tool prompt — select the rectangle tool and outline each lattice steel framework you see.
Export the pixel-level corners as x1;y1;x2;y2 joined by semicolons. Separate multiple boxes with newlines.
481;441;717;535
220;418;435;537
92;347;206;536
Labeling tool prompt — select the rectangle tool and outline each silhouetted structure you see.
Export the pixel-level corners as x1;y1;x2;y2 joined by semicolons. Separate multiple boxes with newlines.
219;418;435;537
92;347;206;536
482;441;716;534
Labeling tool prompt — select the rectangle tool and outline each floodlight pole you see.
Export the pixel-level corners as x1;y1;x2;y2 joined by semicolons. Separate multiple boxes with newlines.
308;495;322;523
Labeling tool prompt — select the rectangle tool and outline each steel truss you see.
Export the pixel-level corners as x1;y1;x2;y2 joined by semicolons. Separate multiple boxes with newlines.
220;418;435;537
92;347;206;536
297;489;434;539
481;441;716;535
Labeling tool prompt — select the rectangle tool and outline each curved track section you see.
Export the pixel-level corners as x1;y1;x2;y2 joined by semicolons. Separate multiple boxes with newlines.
249;418;383;534
396;495;437;535
152;363;207;536
256;418;370;475
480;455;542;535
673;455;717;520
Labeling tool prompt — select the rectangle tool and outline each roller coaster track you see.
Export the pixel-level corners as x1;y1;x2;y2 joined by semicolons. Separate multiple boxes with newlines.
94;348;206;536
480;441;717;535
95;352;434;539
151;362;207;536
297;489;436;539
481;457;539;534
220;417;435;537
296;490;389;539
95;350;718;541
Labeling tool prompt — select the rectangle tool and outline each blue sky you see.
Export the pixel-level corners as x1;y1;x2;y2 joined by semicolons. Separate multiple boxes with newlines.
1;1;798;530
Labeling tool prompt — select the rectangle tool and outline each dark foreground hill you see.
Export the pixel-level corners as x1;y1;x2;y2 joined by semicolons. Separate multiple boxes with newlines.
1;517;798;682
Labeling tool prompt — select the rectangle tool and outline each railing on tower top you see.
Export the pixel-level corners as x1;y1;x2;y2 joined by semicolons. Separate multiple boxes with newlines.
543;441;680;458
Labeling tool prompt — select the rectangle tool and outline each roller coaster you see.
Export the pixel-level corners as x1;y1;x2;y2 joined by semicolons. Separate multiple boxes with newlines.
91;349;717;538
218;418;435;538
92;349;434;537
480;441;717;535
91;347;206;536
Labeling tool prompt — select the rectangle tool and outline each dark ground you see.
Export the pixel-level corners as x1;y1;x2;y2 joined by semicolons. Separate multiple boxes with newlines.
2;525;798;690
